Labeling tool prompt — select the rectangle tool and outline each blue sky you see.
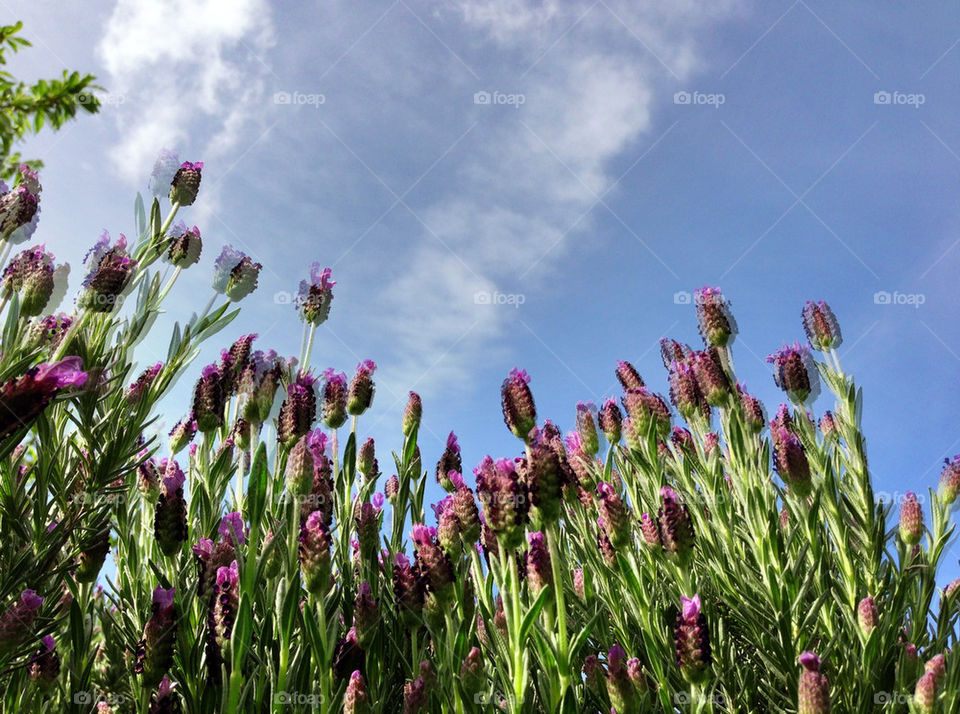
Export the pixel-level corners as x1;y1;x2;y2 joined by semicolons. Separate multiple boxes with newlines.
7;1;960;585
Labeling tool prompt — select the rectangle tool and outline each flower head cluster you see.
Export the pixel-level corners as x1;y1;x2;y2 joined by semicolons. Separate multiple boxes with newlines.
296;262;335;326
501;367;536;440
81;231;137;312
2;244;57;316
212;245;261;301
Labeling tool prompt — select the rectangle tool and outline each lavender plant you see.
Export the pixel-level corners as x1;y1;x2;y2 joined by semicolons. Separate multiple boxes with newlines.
0;158;957;714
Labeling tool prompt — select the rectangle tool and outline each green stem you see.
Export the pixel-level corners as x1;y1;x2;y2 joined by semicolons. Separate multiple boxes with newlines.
546;525;570;695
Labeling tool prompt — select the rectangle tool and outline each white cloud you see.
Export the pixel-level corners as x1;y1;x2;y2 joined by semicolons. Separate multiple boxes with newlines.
367;1;743;396
96;0;275;214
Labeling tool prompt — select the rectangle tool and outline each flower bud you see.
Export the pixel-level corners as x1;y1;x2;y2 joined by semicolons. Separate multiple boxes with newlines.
668;360;705;420
525;532;552;592
211;562;239;655
296;263;335;326
914;671;936;714
346;360;377;416
818;410;837;439
522;429;564;527
2;244;56;316
773;427;812;498
573;568;585;599
767;342;818;403
0;185;38;239
622;387;671;440
260;526;283;579
169;161;203;206
300;511;332;595
357;437;376;479
393;553;425;626
403;678;427;714
596;519;617;566
0;590;43;653
193;538;235;600
475;456;528;549
277;372;317;449
659;486;694;562
573;401;600;456
154;460;187;557
285;435;315;497
857;596;878;634
192;365;225;433
319;368;348;428
924;654;946;688
797;652;830;714
353;583;378;648
660;339;692;370
212;245;261;301
135;587;176;686
675;595;711;683
29;635;59;688
453;484;482;546
385;475;400;503
167;223;202;268
138;454;160;497
81;232;137;313
802;300;843;351
615;360;644;391
402;391;422;436
460;647;484;697
899;492;924;546
584;655;604;694
436;432;462;492
605;644;633;713
737;384;766;434
147;677;180;714
694;286;735;347
501;367;537;440
692;348;731;406
355;502;381;563
938;456;960;506
344;671;371;714
75;521;111;583
639;513;660;548
412;525;455;605
598;398;622;445
597;482;630;549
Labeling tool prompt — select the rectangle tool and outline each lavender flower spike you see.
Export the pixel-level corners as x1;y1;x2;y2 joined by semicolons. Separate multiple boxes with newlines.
501;367;537;440
767;342;819;404
169;160;203;206
212;244;262;301
797;652;830;714
675;595;711;683
296;262;335;326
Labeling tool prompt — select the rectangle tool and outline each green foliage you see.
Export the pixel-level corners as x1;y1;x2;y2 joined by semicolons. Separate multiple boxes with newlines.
0;21;100;180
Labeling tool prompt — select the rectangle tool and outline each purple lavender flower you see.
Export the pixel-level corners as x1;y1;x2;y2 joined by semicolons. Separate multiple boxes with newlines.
453;482;481;546
211;245;261;301
299;511;332;595
797;652;830;714
154;459;188;557
148;676;180;714
583;654;604;694
802;300;843;351
460;647;484;698
344;671;371;714
914;671;936;714
767;342;819;403
576;401;599;456
165;222;203;269
605;644;633;713
168;414;197;455
639;513;660;548
773;427;812;498
0;185;39;240
357;437;376;480
597;482;630;550
211;561;239;655
149;149;180;197
81;231;137;312
321;368;348;428
0;356;88;439
521;428;564;527
615;360;644;391
29;635;59;688
125;362;163;407
694;286;736;347
899;492;924;546
526;531;552;592
219;512;246;545
622;387;672;440
169;160;203;206
135;586;177;686
674;595;711;683
346;359;377;416
411;524;455;605
737;384;766;434
857;596;878;634
403;677;427;714
355;501;381;563
286;435;316;497
402;391;422;436
193;537;235;601
660;338;692;370
668;359;705;420
436;431;462;492
353;582;378;648
659;486;694;563
501;367;537;440
393;553;425;626
0;590;43;653
277;371;317;449
296;262;335;326
2;244;56;316
192;364;225;433
938;455;960;506
598;398;622;445
692;348;731;406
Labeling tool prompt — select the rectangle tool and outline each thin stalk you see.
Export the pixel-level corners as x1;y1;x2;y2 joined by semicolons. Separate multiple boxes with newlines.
546;525;570;695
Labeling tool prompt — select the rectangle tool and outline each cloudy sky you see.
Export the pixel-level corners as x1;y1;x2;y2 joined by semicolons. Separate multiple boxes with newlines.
7;1;960;582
